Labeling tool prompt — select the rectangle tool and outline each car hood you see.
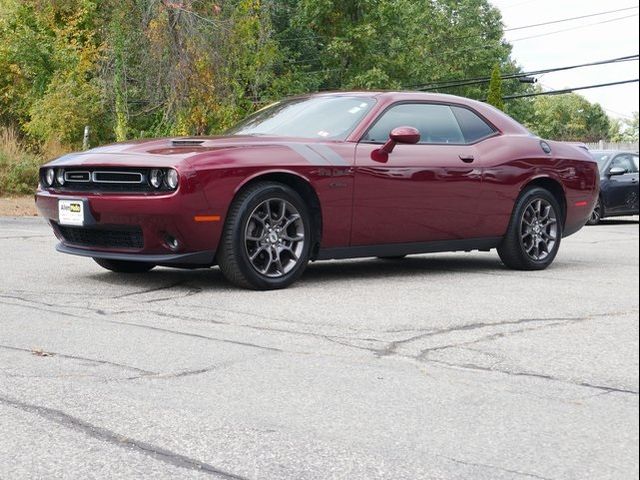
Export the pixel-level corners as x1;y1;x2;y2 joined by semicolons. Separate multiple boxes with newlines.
45;135;336;168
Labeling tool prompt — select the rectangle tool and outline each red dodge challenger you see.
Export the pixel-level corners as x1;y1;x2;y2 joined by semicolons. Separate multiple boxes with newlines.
36;92;599;289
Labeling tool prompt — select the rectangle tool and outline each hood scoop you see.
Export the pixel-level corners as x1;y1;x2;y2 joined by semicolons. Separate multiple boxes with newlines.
171;138;205;147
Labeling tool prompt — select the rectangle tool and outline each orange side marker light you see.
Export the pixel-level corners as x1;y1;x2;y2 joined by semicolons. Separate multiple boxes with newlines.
194;215;221;222
574;201;588;207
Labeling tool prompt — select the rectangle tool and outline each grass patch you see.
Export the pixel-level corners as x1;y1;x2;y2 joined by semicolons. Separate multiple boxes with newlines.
0;127;45;195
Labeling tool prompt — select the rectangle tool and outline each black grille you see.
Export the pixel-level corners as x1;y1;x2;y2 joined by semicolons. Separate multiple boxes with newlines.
92;171;144;183
57;182;154;193
56;224;144;249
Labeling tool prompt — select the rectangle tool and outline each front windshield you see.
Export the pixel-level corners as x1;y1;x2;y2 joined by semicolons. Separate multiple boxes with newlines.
227;96;376;140
590;151;611;172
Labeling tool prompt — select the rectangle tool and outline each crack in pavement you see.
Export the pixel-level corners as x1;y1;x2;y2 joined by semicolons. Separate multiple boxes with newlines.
0;395;250;479
377;310;638;357
102;319;284;353
121;352;277;381
111;281;189;299
439;455;554;480
108;307;383;348
0;298;90;319
0;344;155;376
416;322;569;356
0;235;50;240
1;296;304;357
4;291;637;397
424;357;639;396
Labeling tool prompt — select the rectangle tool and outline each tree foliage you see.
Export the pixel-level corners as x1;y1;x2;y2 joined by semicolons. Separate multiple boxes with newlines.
0;0;619;155
486;64;504;111
609;112;639;143
525;93;610;142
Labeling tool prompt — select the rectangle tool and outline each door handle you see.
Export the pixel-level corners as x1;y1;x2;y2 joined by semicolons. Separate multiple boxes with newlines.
459;155;475;163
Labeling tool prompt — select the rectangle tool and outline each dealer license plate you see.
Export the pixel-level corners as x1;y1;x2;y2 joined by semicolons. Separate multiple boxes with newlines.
58;199;85;226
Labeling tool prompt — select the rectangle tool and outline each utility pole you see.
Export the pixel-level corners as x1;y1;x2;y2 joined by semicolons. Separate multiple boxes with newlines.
82;126;90;150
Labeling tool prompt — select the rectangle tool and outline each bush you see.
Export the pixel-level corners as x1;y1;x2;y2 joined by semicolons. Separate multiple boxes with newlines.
0;127;44;195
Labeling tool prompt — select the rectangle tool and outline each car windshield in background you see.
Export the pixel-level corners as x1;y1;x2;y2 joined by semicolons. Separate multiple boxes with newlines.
227;96;376;140
590;151;611;172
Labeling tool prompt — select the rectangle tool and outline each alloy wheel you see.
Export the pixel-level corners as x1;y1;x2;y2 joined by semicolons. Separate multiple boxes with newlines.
520;198;558;261
590;201;601;224
244;198;305;278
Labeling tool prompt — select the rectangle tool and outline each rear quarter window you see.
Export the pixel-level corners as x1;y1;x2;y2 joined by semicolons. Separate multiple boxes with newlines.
451;106;496;143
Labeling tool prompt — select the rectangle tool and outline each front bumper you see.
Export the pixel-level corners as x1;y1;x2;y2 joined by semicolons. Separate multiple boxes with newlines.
56;243;215;267
36;188;223;263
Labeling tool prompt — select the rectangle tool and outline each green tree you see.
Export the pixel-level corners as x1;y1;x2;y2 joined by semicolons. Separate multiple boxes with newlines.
1;0;533;147
0;0;105;146
486;64;504;110
609;112;639;143
526;93;610;142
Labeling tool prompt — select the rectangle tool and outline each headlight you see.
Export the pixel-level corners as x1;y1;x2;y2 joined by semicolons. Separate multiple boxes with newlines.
149;169;163;189
166;169;179;189
45;168;55;186
56;169;65;186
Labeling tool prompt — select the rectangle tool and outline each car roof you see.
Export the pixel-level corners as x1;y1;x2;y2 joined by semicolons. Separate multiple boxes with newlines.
591;150;638;154
300;90;530;136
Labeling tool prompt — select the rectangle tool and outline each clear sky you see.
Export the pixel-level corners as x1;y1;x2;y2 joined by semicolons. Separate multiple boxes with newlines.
491;0;639;120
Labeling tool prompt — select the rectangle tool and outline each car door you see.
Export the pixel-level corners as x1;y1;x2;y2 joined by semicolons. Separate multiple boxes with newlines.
603;154;640;214
351;102;493;246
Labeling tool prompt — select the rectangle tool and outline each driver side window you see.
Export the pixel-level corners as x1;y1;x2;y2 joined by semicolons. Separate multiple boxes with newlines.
610;154;638;174
364;103;466;144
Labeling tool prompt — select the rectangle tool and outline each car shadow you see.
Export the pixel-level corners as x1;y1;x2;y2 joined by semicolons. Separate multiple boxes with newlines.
300;255;510;285
84;254;510;291
595;218;639;226
84;267;234;292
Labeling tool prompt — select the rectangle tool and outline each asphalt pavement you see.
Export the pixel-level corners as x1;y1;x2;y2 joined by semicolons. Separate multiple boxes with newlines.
0;216;638;479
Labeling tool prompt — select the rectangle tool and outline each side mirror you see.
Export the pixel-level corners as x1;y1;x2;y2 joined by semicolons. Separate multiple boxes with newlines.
372;127;421;163
608;167;626;177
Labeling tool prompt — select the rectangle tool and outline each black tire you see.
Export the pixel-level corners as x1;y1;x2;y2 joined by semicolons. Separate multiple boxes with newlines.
217;182;312;290
497;187;563;270
586;198;603;225
93;258;155;273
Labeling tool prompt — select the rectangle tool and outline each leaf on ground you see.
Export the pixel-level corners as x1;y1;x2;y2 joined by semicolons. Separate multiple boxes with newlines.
31;348;54;357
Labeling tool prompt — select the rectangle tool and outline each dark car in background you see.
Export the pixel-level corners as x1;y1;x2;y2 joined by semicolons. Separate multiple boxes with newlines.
588;150;639;224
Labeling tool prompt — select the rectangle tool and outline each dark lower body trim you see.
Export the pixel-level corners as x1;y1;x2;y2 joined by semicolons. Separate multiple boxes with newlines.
316;237;502;261
603;210;639;218
56;243;216;268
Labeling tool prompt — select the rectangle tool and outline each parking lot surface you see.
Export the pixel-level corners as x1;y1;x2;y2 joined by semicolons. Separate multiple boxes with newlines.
0;216;638;479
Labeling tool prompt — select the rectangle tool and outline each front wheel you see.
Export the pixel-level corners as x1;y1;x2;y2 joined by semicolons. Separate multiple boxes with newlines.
93;258;155;273
497;187;563;270
586;198;602;225
217;182;312;290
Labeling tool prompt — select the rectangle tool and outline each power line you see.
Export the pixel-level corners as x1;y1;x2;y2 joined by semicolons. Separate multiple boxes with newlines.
409;54;638;90
510;13;639;42
504;5;639;31
282;13;638;71
502;79;639;99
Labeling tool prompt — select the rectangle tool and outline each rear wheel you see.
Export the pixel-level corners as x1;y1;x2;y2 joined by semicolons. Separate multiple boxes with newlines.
93;258;155;273
217;182;312;290
497;187;563;270
586;198;603;225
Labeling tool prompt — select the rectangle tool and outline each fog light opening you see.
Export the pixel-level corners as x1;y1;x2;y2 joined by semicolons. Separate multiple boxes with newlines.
164;234;180;252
